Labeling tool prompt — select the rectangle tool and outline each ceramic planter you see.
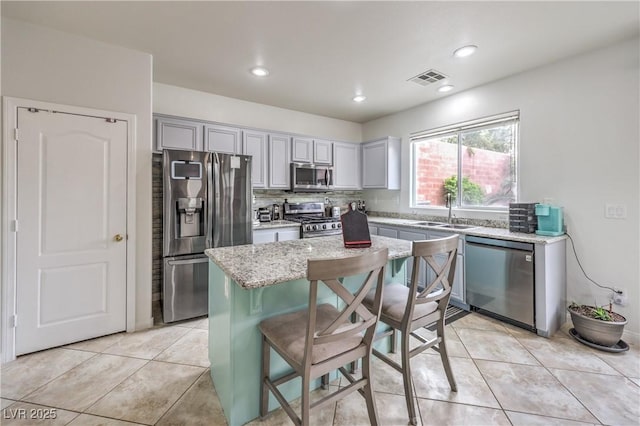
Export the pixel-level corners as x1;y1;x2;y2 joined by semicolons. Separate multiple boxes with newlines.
568;306;627;347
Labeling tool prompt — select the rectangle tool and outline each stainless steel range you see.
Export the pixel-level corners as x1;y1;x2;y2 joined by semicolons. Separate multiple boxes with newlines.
283;202;342;238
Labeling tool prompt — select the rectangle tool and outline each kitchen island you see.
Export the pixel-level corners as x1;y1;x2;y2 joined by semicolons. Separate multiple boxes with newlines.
205;235;412;426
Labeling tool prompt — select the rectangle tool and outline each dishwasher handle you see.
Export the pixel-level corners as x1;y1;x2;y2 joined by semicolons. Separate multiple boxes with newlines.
466;235;534;252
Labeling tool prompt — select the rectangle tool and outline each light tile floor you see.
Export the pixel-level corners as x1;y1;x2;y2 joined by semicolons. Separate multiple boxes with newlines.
1;313;639;425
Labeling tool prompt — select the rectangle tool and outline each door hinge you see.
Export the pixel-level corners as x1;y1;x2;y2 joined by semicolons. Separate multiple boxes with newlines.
27;107;39;113
11;220;18;232
106;118;117;123
14;128;19;142
10;315;17;328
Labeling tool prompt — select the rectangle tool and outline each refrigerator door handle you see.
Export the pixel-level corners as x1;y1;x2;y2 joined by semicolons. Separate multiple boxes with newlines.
206;154;213;249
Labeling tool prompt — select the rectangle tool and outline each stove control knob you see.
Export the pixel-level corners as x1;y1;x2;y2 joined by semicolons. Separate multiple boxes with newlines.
312;225;318;231
305;225;312;231
322;224;326;229
331;223;336;229
337;223;342;228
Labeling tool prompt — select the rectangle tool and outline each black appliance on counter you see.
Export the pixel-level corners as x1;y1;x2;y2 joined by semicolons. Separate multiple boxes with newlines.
283;202;342;238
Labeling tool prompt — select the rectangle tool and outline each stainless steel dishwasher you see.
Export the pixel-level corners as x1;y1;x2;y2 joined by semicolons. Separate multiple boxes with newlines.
465;236;535;330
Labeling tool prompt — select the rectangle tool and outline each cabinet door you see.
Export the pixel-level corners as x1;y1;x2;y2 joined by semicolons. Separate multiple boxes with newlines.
450;254;464;302
362;139;388;188
428;230;464;303
377;227;398;239
204;124;242;154
313;139;333;165
269;134;291;188
398;230;428;288
291;137;313;163
243;130;267;188
253;229;276;244
333;142;360;189
156;117;203;151
276;228;300;241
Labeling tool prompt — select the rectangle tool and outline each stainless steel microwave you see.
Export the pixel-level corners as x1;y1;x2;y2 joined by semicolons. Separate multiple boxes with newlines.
290;163;333;192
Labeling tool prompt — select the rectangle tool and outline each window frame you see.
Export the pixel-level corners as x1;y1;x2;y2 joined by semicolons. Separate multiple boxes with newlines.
410;111;520;215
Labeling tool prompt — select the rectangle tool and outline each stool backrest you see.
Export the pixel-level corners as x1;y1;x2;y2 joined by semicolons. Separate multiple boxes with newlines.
305;248;388;363
406;235;459;323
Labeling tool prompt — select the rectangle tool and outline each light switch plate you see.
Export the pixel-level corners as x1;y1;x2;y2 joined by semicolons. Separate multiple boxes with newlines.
605;203;627;219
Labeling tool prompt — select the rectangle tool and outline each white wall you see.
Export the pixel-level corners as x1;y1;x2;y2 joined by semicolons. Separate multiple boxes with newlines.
362;37;640;339
154;83;362;142
1;18;154;330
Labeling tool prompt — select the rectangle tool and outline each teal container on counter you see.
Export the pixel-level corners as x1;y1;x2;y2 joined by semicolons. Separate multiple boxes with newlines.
535;204;564;236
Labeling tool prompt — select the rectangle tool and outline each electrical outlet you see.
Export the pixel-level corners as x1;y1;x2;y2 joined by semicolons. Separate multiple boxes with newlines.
611;289;628;306
605;203;627;219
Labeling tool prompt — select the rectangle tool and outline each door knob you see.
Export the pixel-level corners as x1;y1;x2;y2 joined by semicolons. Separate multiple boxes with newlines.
114;234;124;242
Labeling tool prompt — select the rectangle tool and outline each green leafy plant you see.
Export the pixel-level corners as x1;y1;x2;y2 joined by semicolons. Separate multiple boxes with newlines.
591;306;613;321
443;176;484;205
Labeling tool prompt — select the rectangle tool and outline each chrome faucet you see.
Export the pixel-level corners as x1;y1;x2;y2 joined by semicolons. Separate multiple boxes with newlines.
445;193;453;223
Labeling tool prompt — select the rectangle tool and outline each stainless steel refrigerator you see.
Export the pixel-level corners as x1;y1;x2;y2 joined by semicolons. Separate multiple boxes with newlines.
162;150;252;323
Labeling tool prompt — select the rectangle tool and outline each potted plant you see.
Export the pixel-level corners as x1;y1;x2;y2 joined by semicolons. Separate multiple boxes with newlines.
568;301;627;348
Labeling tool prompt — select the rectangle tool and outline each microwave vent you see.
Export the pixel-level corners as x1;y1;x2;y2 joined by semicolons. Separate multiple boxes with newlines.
408;69;448;86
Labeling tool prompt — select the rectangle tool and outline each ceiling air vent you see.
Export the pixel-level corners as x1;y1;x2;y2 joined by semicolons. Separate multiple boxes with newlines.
408;69;448;86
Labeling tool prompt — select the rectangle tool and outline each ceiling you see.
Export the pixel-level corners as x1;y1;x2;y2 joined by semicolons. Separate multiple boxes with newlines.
2;1;638;123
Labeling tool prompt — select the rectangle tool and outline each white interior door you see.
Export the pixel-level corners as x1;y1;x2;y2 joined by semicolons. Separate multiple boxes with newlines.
16;108;128;355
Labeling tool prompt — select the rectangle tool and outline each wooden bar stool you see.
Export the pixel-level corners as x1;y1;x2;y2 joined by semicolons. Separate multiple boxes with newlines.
259;248;389;426
363;235;459;425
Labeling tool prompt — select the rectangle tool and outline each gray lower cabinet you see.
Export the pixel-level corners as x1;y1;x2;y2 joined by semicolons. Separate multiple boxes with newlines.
377;226;398;239
428;230;466;308
369;222;466;306
398;229;428;289
205;124;242;154
155;117;203;152
253;227;300;244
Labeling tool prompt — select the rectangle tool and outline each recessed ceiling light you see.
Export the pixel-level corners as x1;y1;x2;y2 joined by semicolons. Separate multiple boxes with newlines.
352;95;367;103
250;67;269;77
453;45;478;58
438;85;454;93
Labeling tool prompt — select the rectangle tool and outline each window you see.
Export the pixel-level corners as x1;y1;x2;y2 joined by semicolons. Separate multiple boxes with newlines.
411;112;519;210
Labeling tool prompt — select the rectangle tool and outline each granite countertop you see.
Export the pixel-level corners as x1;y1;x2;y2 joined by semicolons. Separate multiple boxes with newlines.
367;217;567;244
252;220;300;230
205;235;412;289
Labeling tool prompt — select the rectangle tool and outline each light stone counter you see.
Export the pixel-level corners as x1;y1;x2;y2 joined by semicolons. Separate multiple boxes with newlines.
367;217;567;244
205;234;412;289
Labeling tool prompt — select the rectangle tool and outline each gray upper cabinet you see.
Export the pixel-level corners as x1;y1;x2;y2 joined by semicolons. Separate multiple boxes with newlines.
332;142;361;189
268;133;291;189
205;124;242;154
313;139;333;164
155;117;203;152
292;137;333;164
243;130;268;188
362;136;401;189
291;137;313;163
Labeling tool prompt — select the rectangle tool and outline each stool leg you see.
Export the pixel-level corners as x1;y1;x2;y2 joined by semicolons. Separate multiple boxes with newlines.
361;353;380;426
260;335;270;417
437;319;457;392
401;329;417;425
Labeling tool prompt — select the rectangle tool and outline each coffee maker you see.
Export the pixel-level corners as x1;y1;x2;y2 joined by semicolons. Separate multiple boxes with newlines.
272;203;280;220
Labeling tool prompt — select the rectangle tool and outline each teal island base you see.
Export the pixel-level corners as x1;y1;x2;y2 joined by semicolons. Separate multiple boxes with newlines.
208;258;407;426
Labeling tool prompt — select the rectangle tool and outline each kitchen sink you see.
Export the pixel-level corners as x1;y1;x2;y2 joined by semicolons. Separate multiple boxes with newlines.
413;221;447;226
435;223;478;230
